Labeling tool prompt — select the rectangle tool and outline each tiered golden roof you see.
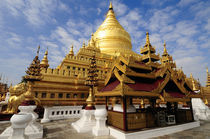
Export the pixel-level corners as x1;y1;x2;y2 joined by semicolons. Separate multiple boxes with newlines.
140;32;160;68
161;41;176;68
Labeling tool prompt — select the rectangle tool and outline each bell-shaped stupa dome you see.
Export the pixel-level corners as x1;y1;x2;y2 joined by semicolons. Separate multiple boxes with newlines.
94;2;134;56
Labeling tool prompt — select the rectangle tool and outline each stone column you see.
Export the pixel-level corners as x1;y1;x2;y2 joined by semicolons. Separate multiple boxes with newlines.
92;109;109;136
41;106;50;123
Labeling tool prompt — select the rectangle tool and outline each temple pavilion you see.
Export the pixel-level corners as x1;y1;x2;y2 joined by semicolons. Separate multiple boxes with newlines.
95;31;201;130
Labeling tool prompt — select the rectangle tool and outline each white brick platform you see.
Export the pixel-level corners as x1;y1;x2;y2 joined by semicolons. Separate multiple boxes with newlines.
109;121;200;139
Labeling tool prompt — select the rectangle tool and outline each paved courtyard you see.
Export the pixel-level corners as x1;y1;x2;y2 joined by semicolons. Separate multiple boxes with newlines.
0;119;210;139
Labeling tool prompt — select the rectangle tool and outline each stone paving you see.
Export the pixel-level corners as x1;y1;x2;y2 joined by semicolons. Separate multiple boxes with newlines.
1;119;210;139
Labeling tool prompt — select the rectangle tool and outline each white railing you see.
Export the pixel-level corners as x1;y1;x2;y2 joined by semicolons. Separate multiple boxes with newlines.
41;106;83;123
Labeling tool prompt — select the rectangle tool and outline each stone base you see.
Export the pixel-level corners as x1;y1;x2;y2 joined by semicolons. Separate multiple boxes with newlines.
92;127;109;136
71;110;96;133
109;121;200;139
0;105;43;139
40;118;50;123
0;124;43;139
192;98;210;120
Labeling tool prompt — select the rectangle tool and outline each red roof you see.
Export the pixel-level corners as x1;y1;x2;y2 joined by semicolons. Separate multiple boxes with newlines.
127;78;164;92
101;80;120;92
167;91;185;98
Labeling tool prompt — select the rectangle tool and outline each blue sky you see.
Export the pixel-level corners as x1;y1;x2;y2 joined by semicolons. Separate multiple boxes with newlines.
0;0;209;86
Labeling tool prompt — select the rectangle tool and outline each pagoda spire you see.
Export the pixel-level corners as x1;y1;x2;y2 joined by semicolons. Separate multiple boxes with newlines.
69;45;74;56
163;41;168;54
140;32;160;69
90;33;95;47
36;45;40;56
109;1;113;10
161;41;176;68
25;46;42;78
40;48;49;69
23;45;42;106
146;32;150;45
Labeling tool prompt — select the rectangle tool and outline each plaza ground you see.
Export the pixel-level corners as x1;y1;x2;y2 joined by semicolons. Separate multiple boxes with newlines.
0;119;210;139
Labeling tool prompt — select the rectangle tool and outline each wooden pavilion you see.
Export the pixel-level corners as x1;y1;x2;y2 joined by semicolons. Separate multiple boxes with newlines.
95;51;201;131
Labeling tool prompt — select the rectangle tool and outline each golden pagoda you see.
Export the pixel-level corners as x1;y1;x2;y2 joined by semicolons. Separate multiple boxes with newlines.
201;67;210;105
1;2;202;116
94;2;138;57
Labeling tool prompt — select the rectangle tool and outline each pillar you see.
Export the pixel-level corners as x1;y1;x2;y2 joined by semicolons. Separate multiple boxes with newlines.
41;106;50;123
122;96;127;131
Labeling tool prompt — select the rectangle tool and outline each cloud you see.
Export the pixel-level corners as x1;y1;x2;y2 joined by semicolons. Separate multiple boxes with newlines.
6;32;22;49
141;0;168;6
0;0;70;27
177;0;197;7
175;56;207;84
113;1;128;16
205;19;210;33
149;7;179;32
1;0;25;16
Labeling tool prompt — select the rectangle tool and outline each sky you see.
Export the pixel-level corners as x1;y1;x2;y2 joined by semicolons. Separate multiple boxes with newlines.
0;0;209;86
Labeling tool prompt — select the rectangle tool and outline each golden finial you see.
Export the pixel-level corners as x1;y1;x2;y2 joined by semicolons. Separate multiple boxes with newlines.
190;73;193;79
207;67;209;74
82;41;85;48
69;45;74;56
163;41;167;54
90;33;95;47
37;45;40;56
109;1;113;10
45;47;48;55
146;32;150;45
40;47;49;68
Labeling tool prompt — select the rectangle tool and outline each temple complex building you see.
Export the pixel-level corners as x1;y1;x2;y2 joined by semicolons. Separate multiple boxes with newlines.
1;2;204;116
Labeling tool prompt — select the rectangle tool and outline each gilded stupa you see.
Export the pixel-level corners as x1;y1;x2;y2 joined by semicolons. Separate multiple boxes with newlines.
94;2;138;57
